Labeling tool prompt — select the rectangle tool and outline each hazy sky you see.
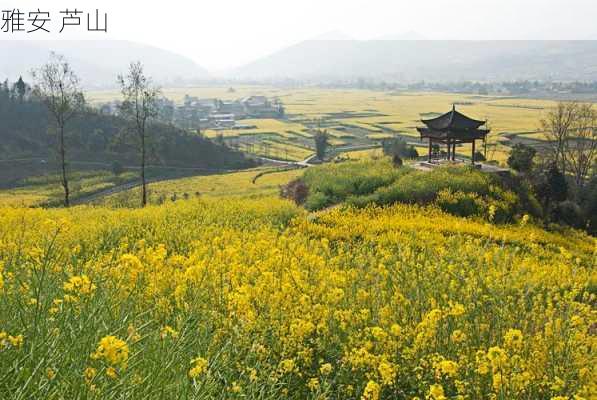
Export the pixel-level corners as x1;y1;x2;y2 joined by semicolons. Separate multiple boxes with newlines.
1;0;596;71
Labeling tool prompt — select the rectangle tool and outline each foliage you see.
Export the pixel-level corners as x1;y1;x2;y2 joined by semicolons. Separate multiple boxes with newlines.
578;175;597;234
280;178;309;205
302;159;526;222
382;138;419;160
507;143;536;173
534;164;568;211
0;198;593;398
552;200;585;228
0;79;254;171
302;159;410;209
313;129;329;160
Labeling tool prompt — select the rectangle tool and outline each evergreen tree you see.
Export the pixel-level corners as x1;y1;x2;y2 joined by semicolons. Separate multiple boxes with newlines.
14;76;27;102
313;129;329;161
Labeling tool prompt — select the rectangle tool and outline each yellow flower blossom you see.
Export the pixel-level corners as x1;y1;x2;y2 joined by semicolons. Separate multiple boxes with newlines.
188;356;208;378
91;336;129;369
362;380;381;400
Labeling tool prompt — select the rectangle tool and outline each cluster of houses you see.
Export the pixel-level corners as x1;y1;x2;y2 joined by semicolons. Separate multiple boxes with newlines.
98;95;285;130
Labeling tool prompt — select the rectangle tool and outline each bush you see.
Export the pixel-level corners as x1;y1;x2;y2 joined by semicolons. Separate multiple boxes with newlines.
302;160;524;222
302;159;410;209
552;201;584;228
507;143;536;173
436;189;485;217
280;178;309;205
407;146;419;159
304;191;332;211
552;200;584;228
578;176;597;235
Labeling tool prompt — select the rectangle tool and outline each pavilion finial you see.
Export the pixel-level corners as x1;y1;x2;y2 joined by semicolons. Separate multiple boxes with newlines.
452;103;456;111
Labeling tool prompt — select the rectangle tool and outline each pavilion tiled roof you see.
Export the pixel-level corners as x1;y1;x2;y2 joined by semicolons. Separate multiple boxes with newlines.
420;105;486;131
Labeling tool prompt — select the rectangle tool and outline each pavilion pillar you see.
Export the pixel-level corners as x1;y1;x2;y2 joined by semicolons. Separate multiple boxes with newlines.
452;142;456;161
428;138;432;162
471;139;476;165
446;140;451;161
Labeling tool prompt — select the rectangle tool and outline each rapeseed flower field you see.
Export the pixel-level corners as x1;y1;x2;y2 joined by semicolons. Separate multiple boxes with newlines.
0;197;594;399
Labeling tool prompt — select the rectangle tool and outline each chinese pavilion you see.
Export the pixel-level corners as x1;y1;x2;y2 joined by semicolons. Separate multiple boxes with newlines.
417;105;489;164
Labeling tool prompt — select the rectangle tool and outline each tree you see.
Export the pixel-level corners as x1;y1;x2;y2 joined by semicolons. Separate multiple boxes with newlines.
32;53;85;207
535;163;568;211
313;129;329;161
392;154;403;167
507;143;536;174
118;62;160;207
14;76;27;102
566;103;596;187
541;102;577;174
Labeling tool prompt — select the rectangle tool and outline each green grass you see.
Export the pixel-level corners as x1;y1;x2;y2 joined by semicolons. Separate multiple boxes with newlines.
0;170;138;207
95;167;304;207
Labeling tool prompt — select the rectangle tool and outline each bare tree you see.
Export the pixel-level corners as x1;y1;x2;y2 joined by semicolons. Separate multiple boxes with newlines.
541;102;578;174
117;62;160;207
32;52;84;207
566;103;597;187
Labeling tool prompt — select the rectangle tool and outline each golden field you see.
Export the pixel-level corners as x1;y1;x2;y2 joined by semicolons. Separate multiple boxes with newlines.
87;87;556;166
0;197;594;399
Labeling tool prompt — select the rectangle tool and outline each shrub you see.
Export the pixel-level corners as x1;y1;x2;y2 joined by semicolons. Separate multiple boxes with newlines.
436;189;485;217
302;160;524;222
280;178;309;205
552;201;584;228
302;159;410;209
507;143;536;173
304;191;332;211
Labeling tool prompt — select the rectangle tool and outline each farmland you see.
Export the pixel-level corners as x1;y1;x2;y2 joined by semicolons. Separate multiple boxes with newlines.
0;87;594;399
87;87;556;165
0;195;594;399
0;88;569;207
95;167;304;207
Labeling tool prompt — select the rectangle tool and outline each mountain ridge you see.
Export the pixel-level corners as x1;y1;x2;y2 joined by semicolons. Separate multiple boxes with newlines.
229;40;597;82
0;40;210;88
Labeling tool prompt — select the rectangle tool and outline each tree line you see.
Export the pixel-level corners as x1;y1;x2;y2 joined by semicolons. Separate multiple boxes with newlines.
507;101;596;233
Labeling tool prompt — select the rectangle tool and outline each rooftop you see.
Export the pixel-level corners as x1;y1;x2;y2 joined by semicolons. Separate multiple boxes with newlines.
421;105;486;131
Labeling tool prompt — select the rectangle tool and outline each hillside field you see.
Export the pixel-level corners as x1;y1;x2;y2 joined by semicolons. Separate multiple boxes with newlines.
0;196;594;399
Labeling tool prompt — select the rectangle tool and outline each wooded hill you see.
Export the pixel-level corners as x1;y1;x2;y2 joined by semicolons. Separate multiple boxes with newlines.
0;82;255;171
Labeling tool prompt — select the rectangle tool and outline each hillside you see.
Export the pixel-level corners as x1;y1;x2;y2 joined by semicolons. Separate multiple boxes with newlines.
0;197;593;398
0;91;256;189
0;40;209;88
231;40;597;82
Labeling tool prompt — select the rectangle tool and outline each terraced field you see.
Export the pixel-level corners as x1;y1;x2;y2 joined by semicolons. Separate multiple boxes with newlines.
87;88;559;166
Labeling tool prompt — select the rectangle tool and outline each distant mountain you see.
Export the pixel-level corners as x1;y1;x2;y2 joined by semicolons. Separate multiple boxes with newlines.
230;40;597;82
311;30;355;41
373;31;427;41
0;40;209;88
